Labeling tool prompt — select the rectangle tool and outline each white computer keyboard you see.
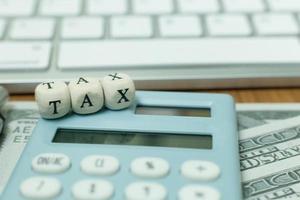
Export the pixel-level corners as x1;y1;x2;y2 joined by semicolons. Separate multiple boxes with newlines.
1;0;300;92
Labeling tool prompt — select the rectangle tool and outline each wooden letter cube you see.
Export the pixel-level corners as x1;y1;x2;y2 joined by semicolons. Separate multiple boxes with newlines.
69;77;104;114
35;81;71;119
102;73;135;110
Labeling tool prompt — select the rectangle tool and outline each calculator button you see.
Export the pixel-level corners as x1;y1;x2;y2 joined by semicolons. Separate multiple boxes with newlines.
72;179;114;200
20;176;62;199
178;185;220;200
81;155;120;176
31;153;71;174
181;160;220;181
130;157;170;178
125;182;167;200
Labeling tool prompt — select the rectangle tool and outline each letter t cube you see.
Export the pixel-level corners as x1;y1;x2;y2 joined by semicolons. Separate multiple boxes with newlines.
35;81;71;119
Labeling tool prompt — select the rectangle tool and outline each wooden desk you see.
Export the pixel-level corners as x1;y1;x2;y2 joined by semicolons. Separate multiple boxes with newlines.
9;88;300;102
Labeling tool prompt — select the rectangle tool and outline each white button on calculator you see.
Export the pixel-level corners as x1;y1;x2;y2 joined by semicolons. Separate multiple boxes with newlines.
125;182;167;200
130;157;170;178
72;179;114;200
178;185;220;200
20;177;62;199
80;155;120;176
31;153;71;174
181;160;220;181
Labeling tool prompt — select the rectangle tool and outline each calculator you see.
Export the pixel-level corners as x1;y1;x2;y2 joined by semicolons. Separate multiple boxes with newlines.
2;91;242;200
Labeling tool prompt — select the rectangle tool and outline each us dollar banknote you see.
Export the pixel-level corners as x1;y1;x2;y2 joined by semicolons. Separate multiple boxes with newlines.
0;102;39;193
237;104;300;131
240;116;300;199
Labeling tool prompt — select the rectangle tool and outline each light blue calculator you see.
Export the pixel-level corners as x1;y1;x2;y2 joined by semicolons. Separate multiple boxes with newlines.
2;91;242;200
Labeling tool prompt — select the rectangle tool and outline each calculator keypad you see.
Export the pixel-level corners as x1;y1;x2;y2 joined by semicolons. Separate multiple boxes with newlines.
20;177;62;199
31;153;71;174
178;185;220;200
25;154;221;199
80;155;120;176
72;179;114;200
130;157;170;178
125;182;167;200
181;160;220;181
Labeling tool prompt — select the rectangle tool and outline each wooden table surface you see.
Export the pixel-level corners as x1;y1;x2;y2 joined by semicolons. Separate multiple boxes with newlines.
10;88;300;103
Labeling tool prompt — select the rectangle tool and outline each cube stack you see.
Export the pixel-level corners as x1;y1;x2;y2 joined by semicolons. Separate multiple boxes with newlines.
35;73;135;119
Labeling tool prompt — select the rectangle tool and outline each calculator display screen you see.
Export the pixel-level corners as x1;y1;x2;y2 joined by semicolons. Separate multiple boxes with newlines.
53;129;212;149
135;106;211;117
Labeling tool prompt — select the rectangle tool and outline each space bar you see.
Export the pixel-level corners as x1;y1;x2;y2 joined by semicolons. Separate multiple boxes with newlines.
58;38;300;69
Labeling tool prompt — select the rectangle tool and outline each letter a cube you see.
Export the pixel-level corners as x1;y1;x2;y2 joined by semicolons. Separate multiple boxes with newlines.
68;77;104;114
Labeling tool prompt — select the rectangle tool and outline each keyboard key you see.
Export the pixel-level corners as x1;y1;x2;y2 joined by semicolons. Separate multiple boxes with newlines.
132;0;173;14
39;0;81;16
20;177;62;199
72;180;114;200
58;38;300;69
31;153;71;174
0;19;6;38
130;157;170;178
10;19;55;40
0;0;36;17
178;185;220;200
110;16;152;38
178;0;220;13
268;0;300;12
80;155;120;175
125;182;167;200
222;0;265;12
61;17;104;39
0;42;51;70
87;0;127;15
181;160;220;181
253;14;299;36
207;15;251;36
159;15;202;37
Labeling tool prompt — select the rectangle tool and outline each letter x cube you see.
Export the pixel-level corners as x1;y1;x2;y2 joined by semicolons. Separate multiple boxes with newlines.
102;73;135;110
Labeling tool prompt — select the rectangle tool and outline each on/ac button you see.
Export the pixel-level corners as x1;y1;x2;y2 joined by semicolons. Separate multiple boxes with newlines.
31;153;71;174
